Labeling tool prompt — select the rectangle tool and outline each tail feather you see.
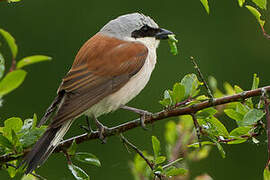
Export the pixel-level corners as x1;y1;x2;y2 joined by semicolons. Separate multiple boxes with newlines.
37;91;65;128
21;120;73;174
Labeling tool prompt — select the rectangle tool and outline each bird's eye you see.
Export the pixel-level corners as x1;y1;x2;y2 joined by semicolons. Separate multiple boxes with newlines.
141;25;149;32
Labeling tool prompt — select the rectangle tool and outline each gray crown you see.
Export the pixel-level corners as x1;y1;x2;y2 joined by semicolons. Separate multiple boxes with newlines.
100;13;159;39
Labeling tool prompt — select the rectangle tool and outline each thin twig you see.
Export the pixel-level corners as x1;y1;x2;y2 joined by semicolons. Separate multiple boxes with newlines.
120;134;154;170
9;58;16;72
2;85;270;163
191;113;202;147
190;56;214;100
162;158;183;169
261;25;270;40
120;134;164;180
63;149;72;165
218;132;259;143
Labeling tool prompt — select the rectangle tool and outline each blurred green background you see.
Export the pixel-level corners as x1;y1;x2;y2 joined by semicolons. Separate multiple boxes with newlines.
0;0;269;179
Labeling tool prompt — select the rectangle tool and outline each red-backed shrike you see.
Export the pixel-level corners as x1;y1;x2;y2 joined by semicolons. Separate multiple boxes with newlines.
22;12;173;174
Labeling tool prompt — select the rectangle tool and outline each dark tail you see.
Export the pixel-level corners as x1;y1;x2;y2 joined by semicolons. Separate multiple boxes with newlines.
21;126;60;174
20;91;72;174
21;119;73;174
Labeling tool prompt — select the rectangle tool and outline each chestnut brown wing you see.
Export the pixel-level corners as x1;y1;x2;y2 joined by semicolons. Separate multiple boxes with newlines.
48;33;148;128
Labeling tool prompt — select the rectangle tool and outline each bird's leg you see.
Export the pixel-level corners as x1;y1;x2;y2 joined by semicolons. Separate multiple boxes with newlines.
93;116;108;144
79;116;93;134
120;105;152;129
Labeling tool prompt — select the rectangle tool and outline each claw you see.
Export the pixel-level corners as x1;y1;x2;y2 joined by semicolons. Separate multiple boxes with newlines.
94;117;108;144
80;116;93;134
120;105;152;130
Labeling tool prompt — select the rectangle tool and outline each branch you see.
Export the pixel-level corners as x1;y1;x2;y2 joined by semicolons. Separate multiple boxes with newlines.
261;25;270;40
1;85;270;163
120;134;154;170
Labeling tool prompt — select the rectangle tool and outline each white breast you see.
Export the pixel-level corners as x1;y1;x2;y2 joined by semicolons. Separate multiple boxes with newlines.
85;37;159;118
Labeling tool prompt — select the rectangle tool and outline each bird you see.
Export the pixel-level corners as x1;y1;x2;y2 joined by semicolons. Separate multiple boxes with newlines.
20;12;174;174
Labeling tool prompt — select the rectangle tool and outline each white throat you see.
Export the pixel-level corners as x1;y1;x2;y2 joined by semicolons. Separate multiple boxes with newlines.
125;36;160;49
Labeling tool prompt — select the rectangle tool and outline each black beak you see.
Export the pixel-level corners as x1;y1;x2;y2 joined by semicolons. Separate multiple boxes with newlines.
155;28;173;40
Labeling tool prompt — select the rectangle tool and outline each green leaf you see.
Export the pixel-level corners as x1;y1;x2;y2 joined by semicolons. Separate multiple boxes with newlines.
19;127;46;148
224;82;234;95
188;141;214;148
196;108;217;119
242;109;265;126
0;29;18;59
181;74;201;98
17;55;52;69
0;53;5;79
208;76;217;91
7;162;17;178
171;83;185;104
21;118;34;132
11;129;19;146
159;90;173;107
21;174;37;180
228;126;251;144
236;103;249;115
152;136;161;158
155;156;166;165
0;70;27;96
32;113;38;129
196;95;209;101
0;134;13;149
154;165;164;176
75;152;101;167
252;73;259;90
230;126;251;137
200;0;210;14
264;167;270;180
67;140;77;156
227;138;247;144
199;116;229;137
245;5;265;27
3;117;23;140
8;0;22;2
238;0;245;7
234;85;243;93
165;166;187;176
68;163;90;180
167;34;178;55
224;109;244;121
252;0;267;10
215;141;226;158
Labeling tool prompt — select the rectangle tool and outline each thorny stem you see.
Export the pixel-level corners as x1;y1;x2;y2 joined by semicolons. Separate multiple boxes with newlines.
190;56;214;100
2;85;270;163
120;134;163;180
191;113;202;148
63;149;72;165
120;134;154;170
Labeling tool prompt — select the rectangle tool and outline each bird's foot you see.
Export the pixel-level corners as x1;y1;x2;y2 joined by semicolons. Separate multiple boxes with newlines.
120;105;152;130
94;117;109;144
79;116;93;134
